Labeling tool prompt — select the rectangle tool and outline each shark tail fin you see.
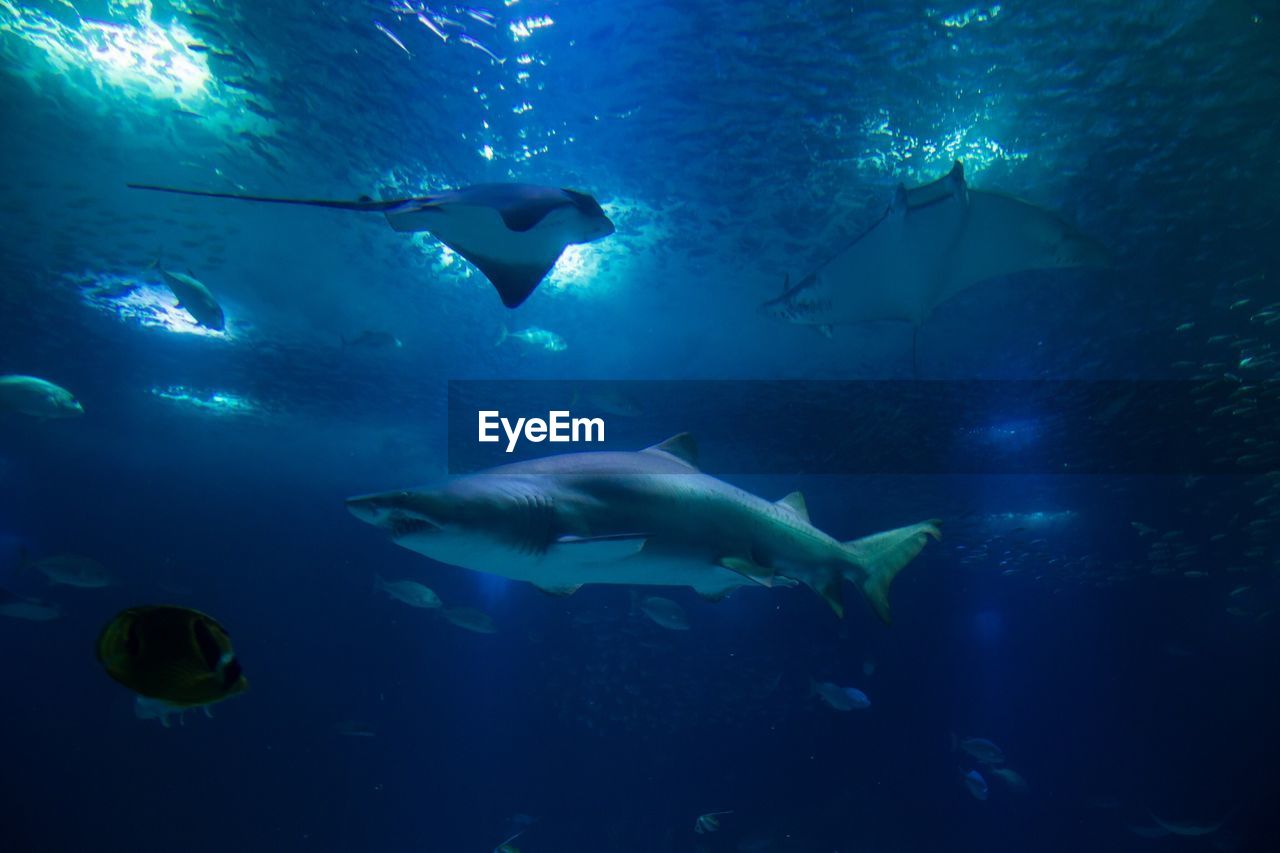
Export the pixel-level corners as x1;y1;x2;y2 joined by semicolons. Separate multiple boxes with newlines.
842;520;941;624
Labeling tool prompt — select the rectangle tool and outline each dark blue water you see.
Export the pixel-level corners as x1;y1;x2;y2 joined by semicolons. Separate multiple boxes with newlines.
1;1;1278;851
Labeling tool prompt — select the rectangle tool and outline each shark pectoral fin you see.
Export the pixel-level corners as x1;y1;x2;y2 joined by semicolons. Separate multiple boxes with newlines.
718;556;775;588
643;433;699;468
553;534;646;563
814;573;844;618
891;184;910;219
531;581;584;597
946;160;968;204
775;491;810;522
844;519;942;624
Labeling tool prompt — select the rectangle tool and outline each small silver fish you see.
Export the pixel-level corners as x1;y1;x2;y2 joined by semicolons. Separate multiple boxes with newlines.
496;325;566;352
458;33;504;63
374;575;442;609
374;21;412;55
956;736;1005;764
441;606;497;633
634;594;689;630
24;553;113;588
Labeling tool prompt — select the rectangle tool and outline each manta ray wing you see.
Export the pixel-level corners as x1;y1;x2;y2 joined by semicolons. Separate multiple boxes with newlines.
437;236;560;308
128;183;577;308
765;161;1107;329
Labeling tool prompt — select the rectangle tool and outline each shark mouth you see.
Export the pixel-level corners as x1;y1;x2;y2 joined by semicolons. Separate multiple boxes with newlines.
389;515;437;539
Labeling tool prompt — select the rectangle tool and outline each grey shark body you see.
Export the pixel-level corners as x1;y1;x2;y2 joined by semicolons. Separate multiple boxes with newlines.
129;182;615;309
346;434;939;622
761;161;1108;332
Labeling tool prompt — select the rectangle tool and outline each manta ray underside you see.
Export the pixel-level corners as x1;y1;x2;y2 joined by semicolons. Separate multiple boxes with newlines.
128;182;615;308
760;161;1109;367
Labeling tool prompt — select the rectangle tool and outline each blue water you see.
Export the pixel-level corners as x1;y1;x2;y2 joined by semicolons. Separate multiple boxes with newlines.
1;1;1277;850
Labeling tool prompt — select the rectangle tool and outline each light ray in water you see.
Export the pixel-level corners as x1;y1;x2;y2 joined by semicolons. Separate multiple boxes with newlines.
149;386;262;417
1;1;211;102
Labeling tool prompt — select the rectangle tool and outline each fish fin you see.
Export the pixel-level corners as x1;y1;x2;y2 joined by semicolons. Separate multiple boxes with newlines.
203;706;214;718
447;244;559;308
891;184;910;219
495;325;508;347
552;534;646;563
814;324;834;339
128;183;419;212
718;556;775;588
642;432;698;468
775;492;810;522
816;573;844;618
843;519;942;624
160;713;171;728
531;581;584;597
947;160;968;204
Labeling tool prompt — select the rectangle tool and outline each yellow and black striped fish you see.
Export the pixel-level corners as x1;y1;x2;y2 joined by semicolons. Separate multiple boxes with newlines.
96;606;247;707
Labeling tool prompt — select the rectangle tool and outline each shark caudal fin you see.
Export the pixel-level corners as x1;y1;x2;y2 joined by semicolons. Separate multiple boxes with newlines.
843;520;941;624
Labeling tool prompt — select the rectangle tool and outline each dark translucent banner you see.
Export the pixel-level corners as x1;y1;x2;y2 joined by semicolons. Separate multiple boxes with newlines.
446;380;1278;475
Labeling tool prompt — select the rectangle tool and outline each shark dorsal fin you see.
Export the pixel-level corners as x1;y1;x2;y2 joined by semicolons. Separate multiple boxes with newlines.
644;433;698;468
775;491;810;522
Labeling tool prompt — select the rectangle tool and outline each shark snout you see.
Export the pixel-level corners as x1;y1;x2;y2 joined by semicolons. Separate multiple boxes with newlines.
345;493;390;525
346;491;443;539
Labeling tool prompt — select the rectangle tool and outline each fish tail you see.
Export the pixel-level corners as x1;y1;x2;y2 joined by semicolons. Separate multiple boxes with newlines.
127;183;412;212
495;325;508;347
841;519;941;624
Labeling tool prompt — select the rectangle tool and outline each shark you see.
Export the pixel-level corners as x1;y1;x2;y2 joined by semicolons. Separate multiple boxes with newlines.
760;161;1109;354
346;433;940;622
127;182;616;309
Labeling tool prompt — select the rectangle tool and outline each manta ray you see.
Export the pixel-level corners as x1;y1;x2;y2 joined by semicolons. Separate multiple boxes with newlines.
128;182;616;308
760;161;1108;358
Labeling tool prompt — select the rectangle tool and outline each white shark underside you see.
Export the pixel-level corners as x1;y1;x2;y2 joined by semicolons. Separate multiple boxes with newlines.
346;434;940;622
762;161;1109;329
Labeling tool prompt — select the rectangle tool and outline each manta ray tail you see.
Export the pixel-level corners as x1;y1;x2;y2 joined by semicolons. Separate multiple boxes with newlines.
127;183;412;213
842;520;942;624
